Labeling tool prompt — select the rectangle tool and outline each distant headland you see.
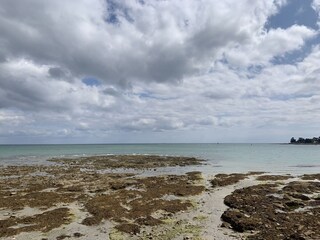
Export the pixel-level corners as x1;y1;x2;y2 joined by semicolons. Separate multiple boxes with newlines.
290;137;320;144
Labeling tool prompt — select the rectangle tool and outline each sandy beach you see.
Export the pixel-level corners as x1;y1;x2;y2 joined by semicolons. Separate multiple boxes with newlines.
0;155;319;240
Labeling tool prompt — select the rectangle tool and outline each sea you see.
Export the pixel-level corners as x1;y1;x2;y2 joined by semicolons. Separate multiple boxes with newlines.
0;143;319;175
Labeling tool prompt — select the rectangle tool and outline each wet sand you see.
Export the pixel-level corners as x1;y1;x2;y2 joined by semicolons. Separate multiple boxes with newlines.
0;155;319;239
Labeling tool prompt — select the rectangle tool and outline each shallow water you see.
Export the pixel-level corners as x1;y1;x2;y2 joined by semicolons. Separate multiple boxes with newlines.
0;143;319;174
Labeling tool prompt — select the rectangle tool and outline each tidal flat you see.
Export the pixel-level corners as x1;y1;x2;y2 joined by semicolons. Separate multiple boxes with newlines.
0;155;319;239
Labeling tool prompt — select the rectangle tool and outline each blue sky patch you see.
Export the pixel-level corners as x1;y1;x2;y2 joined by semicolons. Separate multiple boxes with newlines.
82;77;101;87
267;0;320;66
105;0;134;24
266;0;318;30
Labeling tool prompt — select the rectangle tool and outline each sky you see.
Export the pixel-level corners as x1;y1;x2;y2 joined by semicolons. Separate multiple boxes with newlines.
0;0;320;144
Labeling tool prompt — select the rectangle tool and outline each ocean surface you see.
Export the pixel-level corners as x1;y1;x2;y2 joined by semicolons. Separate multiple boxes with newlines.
0;143;319;175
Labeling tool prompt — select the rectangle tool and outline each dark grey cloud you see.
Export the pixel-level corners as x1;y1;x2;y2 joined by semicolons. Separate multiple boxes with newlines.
48;67;66;79
0;77;65;111
0;54;6;63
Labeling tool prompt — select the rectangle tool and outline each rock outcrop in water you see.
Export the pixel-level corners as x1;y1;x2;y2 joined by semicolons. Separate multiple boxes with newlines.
290;136;320;144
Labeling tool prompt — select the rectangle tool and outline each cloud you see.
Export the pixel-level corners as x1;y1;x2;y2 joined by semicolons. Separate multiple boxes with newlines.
48;67;67;79
0;59;116;112
225;25;316;67
0;0;289;86
0;0;319;143
312;0;320;27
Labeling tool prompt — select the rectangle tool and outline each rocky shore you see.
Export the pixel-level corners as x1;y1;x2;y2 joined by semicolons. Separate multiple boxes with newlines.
0;155;319;239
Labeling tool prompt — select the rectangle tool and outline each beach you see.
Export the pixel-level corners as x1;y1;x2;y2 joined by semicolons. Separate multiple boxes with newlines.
2;1;320;239
0;155;319;240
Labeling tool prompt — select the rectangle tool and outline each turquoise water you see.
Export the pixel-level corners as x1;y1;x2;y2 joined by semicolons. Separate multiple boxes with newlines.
0;144;319;174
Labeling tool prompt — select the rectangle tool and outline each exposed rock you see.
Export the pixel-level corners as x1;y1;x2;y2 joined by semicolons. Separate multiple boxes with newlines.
50;155;205;169
0;208;71;238
256;175;293;181
210;173;248;187
0;156;205;237
283;181;320;194
73;232;84;238
115;223;140;235
211;172;265;188
56;234;71;240
135;216;163;226
301;174;320;181
289;193;310;201
221;182;320;239
221;210;260;232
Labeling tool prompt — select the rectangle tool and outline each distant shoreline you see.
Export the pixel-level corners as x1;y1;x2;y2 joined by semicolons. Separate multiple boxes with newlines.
290;136;320;144
289;143;320;145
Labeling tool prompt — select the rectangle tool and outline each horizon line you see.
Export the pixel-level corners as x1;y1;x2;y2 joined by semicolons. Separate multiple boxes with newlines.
0;142;288;146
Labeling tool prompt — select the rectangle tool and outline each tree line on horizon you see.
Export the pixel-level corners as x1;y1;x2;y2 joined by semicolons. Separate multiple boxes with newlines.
290;136;320;144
